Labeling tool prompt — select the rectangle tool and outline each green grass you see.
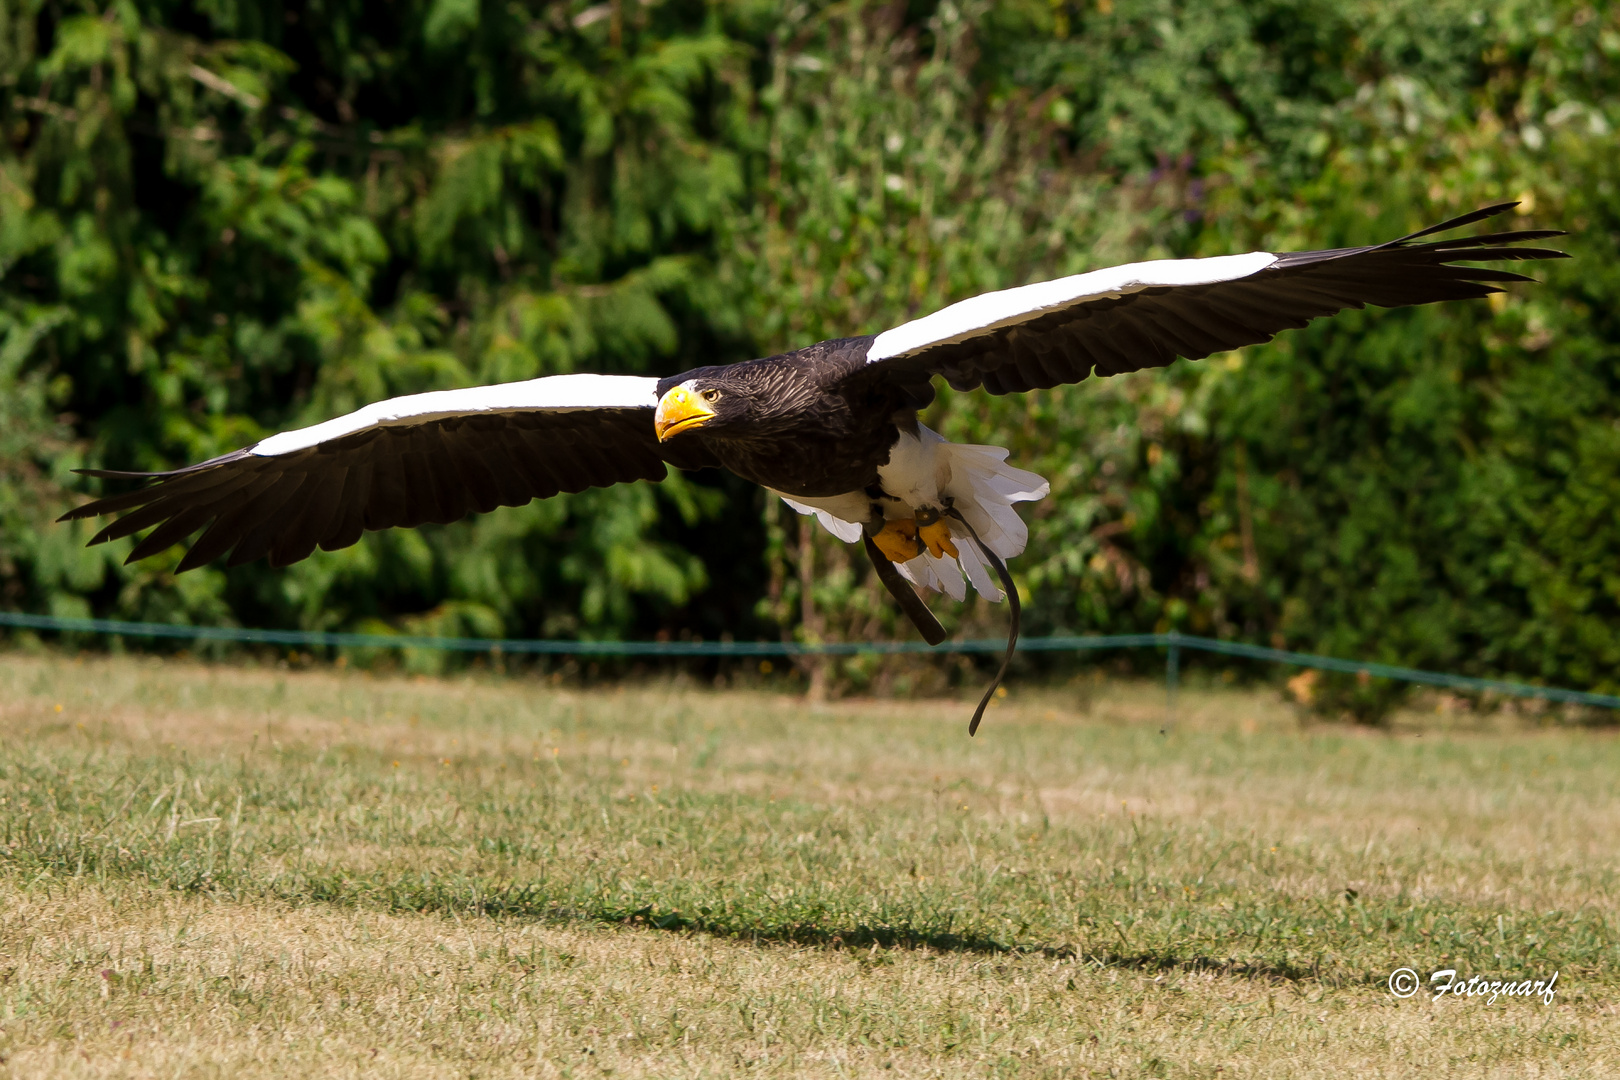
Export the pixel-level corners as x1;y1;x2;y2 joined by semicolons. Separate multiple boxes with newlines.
1;653;1616;1077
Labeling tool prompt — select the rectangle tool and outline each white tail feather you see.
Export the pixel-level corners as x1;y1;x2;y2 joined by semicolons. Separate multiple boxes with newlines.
946;445;1046;562
775;430;1049;601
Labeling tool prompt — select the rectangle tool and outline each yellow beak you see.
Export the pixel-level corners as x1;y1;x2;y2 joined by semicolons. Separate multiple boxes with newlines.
654;386;716;441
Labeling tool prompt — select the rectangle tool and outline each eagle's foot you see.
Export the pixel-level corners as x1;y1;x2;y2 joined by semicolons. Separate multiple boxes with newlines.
917;520;959;560
871;518;923;563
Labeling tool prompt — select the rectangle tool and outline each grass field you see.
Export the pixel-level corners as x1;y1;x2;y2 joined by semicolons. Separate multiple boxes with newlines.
1;652;1616;1078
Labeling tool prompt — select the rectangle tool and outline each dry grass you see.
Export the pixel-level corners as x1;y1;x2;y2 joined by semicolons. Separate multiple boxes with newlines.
1;652;1616;1078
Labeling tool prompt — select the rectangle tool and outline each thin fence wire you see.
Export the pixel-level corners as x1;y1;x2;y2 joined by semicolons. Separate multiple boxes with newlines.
2;610;1616;711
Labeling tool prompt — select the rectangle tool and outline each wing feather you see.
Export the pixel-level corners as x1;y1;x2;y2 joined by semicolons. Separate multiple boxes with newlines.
499;426;565;500
174;471;290;572
224;473;315;567
321;463;371;552
63;478;215;520
125;504;218;564
418;431;469;525
84;466;266;544
856;205;1567;395
364;435;410;531
446;420;517;511
533;433;593;493
268;467;348;568
64;373;719;571
474;431;540;508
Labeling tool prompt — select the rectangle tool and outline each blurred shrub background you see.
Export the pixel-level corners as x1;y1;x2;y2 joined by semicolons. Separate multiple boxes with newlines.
2;0;1617;706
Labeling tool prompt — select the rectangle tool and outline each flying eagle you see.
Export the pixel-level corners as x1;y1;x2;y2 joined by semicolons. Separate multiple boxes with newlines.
62;204;1565;732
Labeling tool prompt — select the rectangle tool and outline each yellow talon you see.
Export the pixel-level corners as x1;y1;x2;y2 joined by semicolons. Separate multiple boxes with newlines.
918;520;959;560
871;518;923;563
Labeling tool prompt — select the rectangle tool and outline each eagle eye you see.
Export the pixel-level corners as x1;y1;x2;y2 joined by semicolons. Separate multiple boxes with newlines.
700;388;721;403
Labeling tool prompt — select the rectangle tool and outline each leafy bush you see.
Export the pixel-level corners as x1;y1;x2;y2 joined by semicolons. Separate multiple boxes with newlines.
3;0;1618;712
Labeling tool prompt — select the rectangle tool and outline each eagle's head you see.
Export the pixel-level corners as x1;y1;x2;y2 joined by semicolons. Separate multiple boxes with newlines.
654;364;800;442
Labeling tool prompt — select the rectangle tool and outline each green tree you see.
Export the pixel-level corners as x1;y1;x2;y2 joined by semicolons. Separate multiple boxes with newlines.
3;0;1619;717
2;0;754;657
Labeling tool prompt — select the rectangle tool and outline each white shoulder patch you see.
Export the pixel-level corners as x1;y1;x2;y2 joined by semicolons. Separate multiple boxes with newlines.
867;251;1278;362
251;373;661;457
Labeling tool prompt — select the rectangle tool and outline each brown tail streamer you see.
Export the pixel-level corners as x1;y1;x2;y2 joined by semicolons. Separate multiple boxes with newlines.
945;507;1021;736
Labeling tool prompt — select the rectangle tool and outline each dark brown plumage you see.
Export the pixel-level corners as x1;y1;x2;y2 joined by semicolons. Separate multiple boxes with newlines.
64;203;1564;576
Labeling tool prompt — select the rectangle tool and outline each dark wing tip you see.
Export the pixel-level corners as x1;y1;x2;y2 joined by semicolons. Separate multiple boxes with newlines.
73;467;164;479
1393;202;1520;244
74;449;259;482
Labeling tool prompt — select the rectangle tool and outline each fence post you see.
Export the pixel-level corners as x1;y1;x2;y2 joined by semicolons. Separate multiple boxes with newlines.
1165;630;1181;718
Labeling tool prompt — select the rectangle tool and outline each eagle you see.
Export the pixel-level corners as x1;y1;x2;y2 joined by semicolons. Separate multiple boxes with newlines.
61;204;1566;732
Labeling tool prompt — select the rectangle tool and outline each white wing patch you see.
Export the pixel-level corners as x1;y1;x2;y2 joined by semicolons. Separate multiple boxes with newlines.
252;374;661;457
867;252;1278;362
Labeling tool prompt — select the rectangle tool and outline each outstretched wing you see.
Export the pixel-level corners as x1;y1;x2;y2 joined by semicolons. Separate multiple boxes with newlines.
852;203;1568;395
60;373;719;571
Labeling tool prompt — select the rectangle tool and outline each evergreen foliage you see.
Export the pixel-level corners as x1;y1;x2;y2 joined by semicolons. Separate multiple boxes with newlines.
2;0;1617;709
